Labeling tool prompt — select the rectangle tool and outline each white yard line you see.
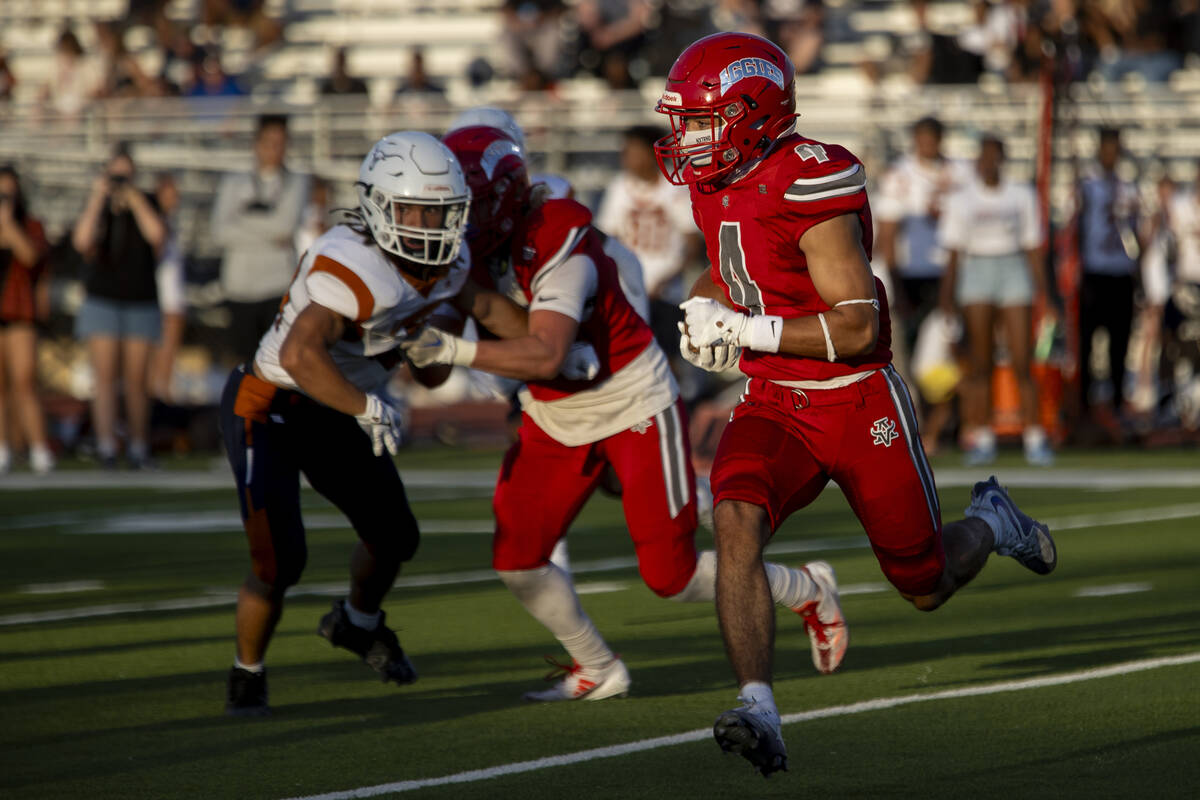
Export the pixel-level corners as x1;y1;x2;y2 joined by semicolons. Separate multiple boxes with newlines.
279;651;1200;800
19;580;105;595
2;466;1200;493
1074;582;1154;597
1042;503;1200;531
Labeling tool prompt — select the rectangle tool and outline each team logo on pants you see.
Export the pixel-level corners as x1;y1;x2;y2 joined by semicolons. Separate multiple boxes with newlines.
870;417;899;447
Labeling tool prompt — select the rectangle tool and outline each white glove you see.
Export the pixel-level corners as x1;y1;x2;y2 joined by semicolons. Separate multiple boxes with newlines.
402;326;477;369
679;297;782;353
678;322;741;372
560;341;601;380
355;393;408;457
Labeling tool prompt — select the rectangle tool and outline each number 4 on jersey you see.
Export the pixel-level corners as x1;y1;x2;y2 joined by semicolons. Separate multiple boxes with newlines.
795;143;829;163
718;222;764;314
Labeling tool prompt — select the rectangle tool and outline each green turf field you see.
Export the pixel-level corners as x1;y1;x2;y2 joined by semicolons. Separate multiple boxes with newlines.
1;448;1198;799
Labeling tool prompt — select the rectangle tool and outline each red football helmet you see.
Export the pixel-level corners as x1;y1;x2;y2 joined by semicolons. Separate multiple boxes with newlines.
654;32;796;186
442;125;530;258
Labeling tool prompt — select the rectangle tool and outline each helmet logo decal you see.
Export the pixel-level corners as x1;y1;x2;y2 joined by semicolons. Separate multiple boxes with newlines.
718;57;784;95
367;146;402;172
661;90;683;105
480;139;522;180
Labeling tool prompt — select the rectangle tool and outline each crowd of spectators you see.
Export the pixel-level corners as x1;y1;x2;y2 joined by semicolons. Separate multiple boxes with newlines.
4;3;1200;471
877;117;1200;460
9;0;1200;126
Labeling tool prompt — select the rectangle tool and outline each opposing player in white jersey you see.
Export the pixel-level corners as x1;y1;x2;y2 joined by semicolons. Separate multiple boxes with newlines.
219;131;537;716
405;126;847;703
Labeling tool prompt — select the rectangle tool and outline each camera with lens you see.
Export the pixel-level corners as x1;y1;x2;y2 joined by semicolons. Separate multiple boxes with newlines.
108;174;129;188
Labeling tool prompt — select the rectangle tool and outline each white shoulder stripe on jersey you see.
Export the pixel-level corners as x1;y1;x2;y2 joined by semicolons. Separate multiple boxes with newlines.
784;184;866;204
788;163;861;187
536;225;588;281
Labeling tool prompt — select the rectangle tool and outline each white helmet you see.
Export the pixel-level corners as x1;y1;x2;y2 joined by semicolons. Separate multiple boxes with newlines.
356;131;470;269
447;107;526;155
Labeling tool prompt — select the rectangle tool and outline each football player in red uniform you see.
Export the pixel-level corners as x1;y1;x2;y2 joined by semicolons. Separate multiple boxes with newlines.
656;32;1058;775
406;125;845;703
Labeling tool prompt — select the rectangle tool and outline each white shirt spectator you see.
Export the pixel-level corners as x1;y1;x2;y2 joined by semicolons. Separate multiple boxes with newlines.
211;167;309;302
1168;189;1200;284
875;155;972;277
939;178;1041;257
596;172;696;304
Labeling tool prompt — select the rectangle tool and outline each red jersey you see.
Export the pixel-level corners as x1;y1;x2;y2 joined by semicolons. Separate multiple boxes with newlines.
689;134;893;382
470;198;655;402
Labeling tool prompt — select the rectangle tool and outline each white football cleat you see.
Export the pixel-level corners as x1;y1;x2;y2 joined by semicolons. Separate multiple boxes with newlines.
794;561;848;675
713;697;787;777
522;656;631;702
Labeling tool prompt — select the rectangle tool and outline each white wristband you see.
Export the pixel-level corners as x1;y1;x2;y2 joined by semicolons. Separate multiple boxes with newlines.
817;312;837;362
740;314;783;353
451;337;477;367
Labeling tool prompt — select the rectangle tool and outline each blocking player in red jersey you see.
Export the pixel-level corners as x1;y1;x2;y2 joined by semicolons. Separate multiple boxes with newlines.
405;125;845;702
655;32;1059;776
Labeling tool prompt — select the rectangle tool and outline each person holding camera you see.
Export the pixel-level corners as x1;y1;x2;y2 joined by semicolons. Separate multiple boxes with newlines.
0;165;54;474
72;145;167;469
211;114;308;362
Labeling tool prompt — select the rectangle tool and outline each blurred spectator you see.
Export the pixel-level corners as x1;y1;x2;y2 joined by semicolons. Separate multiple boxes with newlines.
395;49;446;99
939;134;1051;465
958;0;1024;79
186;50;246;98
1158;167;1200;431
903;0;983;84
1077;128;1141;425
211;115;308;362
776;1;826;75
94;22;157;99
0;166;53;474
876;117;972;346
577;0;656;89
294;176;331;258
153;17;201;94
202;0;283;52
0;49;15;104
40;29;95;118
1133;172;1174;422
500;0;568;88
320;48;368;97
710;0;767;36
71;145;167;469
150;173;186;402
1087;0;1180;82
595;126;703;385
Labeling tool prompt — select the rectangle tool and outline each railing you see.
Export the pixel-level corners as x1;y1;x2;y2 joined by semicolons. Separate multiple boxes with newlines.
4;78;1199;250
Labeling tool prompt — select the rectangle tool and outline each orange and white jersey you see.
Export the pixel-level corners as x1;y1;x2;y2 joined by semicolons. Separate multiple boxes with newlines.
255;224;469;395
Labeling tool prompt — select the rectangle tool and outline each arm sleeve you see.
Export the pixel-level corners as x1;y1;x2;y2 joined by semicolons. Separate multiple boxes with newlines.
779;159;870;244
304;254;376;323
529;254;598;321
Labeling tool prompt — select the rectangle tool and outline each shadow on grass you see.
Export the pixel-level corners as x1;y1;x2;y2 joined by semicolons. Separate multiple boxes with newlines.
794;610;1200;687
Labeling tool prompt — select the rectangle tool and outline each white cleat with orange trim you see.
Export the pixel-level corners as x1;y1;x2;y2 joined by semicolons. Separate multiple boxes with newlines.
794;560;848;675
522;656;631;702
